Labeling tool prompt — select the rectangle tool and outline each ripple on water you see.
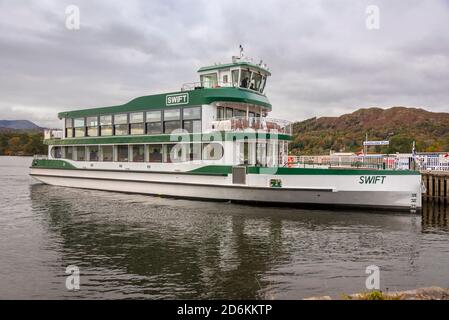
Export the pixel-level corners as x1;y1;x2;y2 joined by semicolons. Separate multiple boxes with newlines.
1;156;449;299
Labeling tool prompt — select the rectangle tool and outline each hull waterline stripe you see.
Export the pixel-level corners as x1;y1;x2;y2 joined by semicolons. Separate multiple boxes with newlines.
30;166;229;176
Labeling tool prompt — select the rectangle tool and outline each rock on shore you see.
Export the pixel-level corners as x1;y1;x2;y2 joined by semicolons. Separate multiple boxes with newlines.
304;287;449;300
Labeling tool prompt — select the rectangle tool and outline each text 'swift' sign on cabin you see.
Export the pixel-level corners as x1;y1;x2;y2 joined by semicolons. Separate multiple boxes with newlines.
166;93;189;106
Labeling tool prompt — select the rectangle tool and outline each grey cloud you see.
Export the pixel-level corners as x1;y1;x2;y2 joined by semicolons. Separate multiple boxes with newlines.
0;0;448;128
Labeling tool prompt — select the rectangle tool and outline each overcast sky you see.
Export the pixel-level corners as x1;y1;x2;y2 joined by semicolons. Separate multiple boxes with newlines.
1;0;448;128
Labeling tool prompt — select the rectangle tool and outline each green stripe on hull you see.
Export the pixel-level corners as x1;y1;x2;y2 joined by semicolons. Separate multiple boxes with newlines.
247;166;420;175
31;161;419;176
31;159;76;169
190;165;420;175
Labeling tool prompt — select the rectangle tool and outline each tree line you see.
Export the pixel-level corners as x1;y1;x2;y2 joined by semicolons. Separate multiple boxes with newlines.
0;131;47;156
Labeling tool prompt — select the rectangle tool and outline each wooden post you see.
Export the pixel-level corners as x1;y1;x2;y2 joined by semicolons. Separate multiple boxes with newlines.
436;175;440;203
446;176;449;204
422;174;428;200
429;174;434;201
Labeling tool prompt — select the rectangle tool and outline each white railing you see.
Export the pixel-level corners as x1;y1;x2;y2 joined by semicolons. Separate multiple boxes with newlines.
182;81;234;91
211;117;292;135
181;80;265;94
287;153;449;171
44;129;63;140
287;155;415;170
33;154;48;160
416;154;449;171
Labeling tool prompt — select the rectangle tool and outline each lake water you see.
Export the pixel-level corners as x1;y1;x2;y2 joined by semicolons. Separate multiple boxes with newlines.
1;156;448;299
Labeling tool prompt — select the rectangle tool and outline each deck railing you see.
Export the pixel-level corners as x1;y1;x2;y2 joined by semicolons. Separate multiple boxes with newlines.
33;154;48;160
44;129;63;140
287;154;449;171
181;81;234;91
211;117;292;135
181;81;265;94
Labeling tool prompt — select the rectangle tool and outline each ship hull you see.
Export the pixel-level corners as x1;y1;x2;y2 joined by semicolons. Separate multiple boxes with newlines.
30;166;422;211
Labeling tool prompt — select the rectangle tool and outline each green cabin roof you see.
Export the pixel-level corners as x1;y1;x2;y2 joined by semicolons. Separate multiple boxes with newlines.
197;61;271;75
58;87;271;119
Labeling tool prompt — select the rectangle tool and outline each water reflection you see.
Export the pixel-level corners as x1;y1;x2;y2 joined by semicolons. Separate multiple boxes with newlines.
30;184;291;299
29;183;449;299
422;201;449;232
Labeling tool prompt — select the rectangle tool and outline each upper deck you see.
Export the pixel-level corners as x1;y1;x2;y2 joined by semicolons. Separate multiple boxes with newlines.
46;53;291;145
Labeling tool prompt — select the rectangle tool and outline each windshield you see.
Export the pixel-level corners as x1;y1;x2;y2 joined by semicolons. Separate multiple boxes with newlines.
259;76;267;93
250;72;262;91
240;69;251;88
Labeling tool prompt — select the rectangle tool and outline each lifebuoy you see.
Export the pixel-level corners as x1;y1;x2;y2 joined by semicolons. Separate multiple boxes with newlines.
287;156;294;168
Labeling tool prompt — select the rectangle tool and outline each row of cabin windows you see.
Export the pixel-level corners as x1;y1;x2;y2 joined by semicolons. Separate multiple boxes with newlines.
64;107;201;138
216;107;260;121
52;143;223;163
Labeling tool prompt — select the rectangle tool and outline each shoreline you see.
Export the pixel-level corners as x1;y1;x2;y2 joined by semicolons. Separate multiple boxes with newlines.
304;287;449;300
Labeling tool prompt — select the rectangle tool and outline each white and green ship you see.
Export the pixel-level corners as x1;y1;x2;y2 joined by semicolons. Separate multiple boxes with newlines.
30;54;422;211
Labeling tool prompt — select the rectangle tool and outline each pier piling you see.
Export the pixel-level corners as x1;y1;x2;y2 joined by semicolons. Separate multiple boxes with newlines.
422;171;449;203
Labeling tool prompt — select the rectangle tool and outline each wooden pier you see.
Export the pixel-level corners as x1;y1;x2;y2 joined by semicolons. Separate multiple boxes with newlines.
422;171;449;203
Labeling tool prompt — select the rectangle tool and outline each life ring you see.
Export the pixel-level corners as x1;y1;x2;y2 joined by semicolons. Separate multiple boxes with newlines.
287;156;294;168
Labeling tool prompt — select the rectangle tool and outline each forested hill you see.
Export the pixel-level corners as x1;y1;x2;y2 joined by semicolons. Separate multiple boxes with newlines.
0;120;46;156
290;107;449;155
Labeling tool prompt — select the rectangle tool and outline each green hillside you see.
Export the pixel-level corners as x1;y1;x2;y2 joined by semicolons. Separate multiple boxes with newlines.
290;107;449;155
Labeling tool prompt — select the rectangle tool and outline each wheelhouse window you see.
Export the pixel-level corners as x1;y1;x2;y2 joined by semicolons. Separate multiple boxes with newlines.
132;145;144;162
117;145;129;161
100;115;113;136
146;110;162;134
163;109;180;134
130;112;144;135
101;145;113;161
231;69;240;87
114;114;128;136
240;69;251;88
250;73;262;92
74;118;85;137
65;119;73;138
75;146;86;161
148;144;162;162
200;73;218;88
183;107;201;133
259;75;267;93
88;146;99;161
86;116;98;137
